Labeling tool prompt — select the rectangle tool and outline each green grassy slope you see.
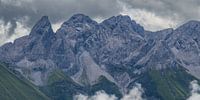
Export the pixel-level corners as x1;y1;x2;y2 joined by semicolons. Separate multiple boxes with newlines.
41;70;122;100
44;65;197;100
136;66;199;100
41;69;83;100
0;63;49;100
88;76;122;98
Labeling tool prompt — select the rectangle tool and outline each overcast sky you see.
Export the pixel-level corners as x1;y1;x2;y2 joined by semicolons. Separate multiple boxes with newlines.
0;0;200;45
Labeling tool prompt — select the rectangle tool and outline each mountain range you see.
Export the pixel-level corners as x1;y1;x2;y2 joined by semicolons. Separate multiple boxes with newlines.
0;14;200;100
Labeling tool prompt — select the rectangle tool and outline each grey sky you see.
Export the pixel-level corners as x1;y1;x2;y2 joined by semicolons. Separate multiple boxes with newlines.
0;0;200;45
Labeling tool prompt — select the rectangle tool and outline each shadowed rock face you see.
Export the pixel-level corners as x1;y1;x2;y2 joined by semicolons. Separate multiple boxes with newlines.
167;21;200;79
0;14;200;97
0;16;56;85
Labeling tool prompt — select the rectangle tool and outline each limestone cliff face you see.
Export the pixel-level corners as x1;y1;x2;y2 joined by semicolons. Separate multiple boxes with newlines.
0;14;200;94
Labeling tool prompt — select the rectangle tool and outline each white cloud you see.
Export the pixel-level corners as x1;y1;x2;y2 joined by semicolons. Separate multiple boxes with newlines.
74;83;145;100
52;22;62;32
74;91;117;100
94;17;104;23
0;20;12;45
121;83;144;100
0;17;30;46
1;0;33;6
0;20;11;36
119;1;179;31
187;80;200;100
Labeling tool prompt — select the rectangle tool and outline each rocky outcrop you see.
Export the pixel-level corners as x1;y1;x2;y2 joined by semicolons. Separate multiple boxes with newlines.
0;14;200;93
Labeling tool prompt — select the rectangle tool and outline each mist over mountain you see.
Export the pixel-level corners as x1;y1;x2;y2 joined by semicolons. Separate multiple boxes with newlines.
0;14;200;100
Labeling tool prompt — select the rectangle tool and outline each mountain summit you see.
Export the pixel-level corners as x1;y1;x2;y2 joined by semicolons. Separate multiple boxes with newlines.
0;14;200;100
30;16;54;36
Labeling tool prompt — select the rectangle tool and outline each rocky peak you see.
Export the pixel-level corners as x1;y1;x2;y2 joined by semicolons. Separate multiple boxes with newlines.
64;14;97;25
1;14;200;94
56;14;98;42
30;16;54;37
101;15;132;29
101;15;144;36
176;20;200;34
181;20;200;28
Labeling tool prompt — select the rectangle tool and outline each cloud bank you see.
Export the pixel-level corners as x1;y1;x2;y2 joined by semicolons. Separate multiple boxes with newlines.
74;80;200;100
0;0;200;45
119;1;178;31
74;83;145;100
187;80;200;100
0;0;199;31
0;17;30;45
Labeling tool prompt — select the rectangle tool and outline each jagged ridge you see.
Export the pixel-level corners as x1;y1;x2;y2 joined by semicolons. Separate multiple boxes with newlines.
0;14;200;100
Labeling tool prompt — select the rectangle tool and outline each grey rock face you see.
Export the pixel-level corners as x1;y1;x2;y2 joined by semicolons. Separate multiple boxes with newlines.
0;16;56;85
85;15;145;66
167;20;200;78
0;14;200;92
